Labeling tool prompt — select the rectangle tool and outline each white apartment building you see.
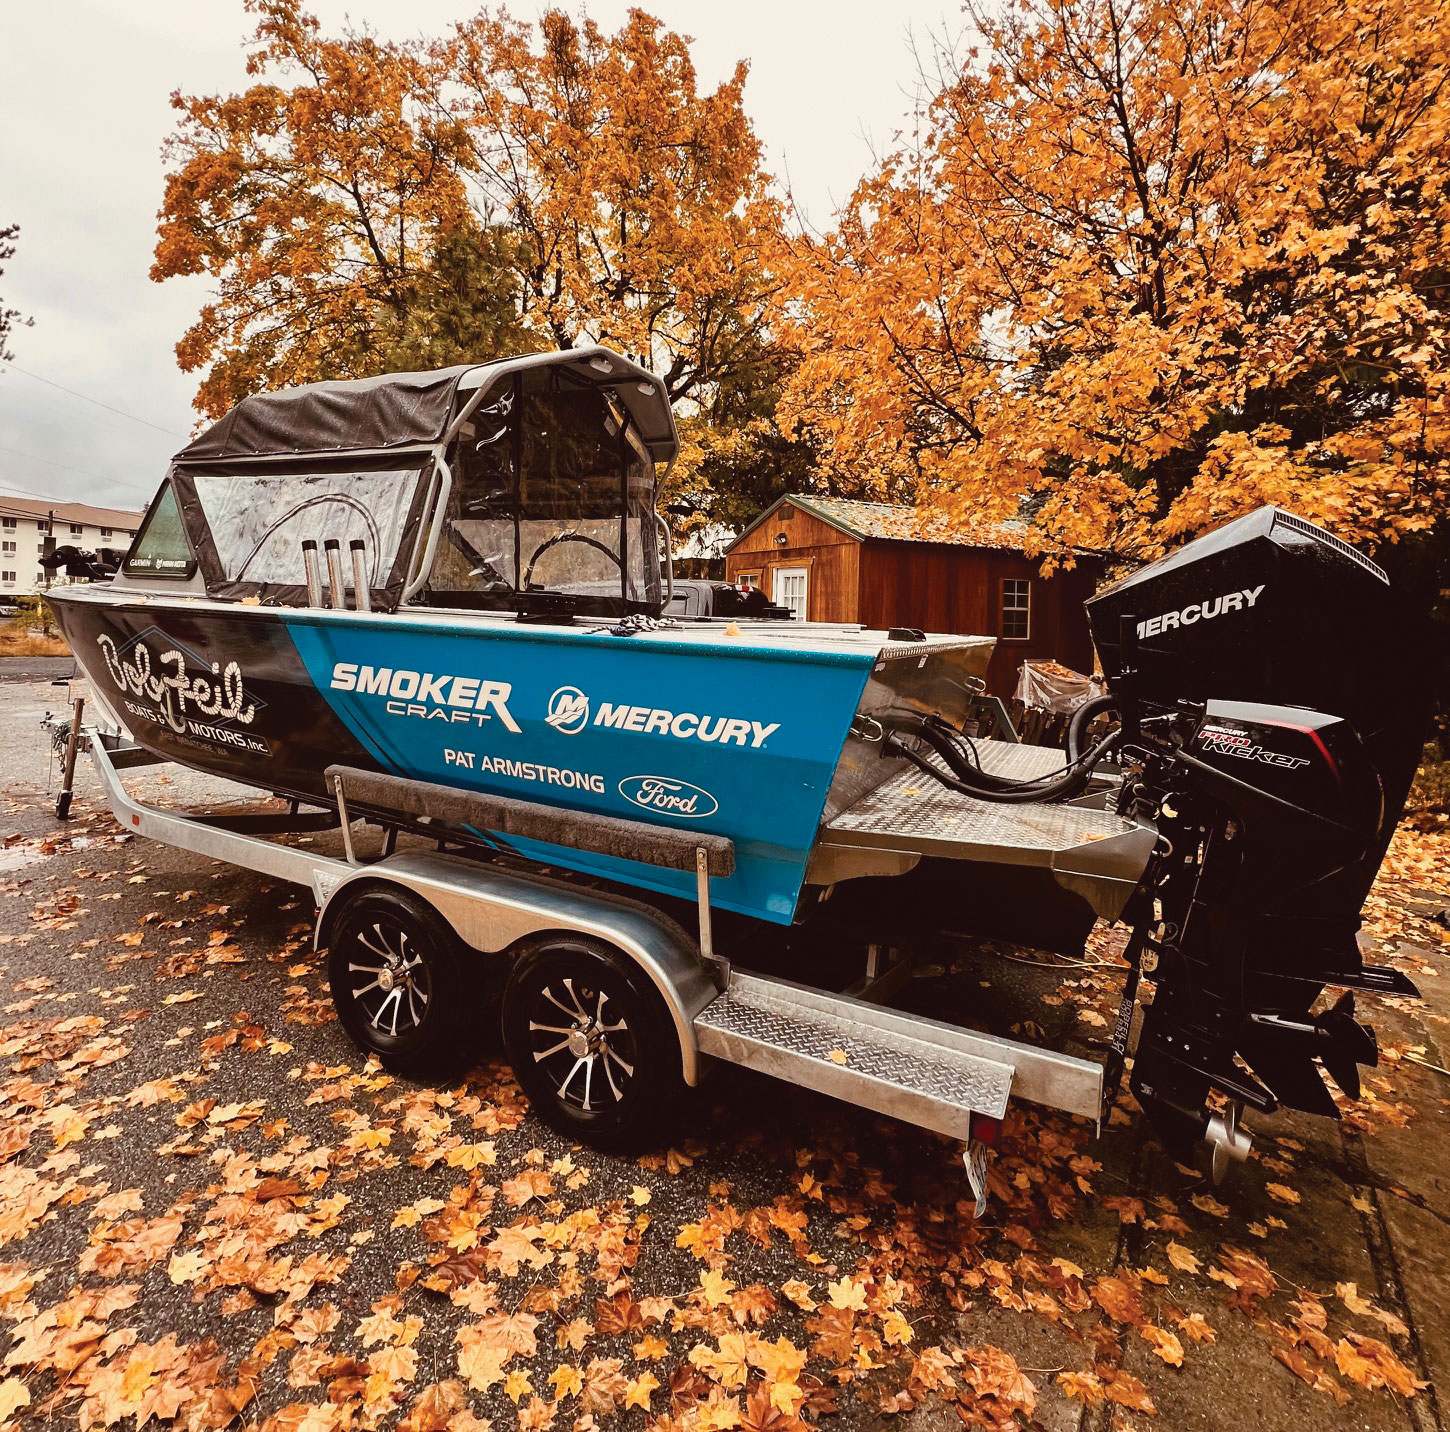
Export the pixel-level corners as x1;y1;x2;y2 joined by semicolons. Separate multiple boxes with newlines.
0;494;142;597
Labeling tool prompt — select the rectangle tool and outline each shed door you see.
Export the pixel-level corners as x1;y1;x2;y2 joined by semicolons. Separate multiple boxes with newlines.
773;566;809;620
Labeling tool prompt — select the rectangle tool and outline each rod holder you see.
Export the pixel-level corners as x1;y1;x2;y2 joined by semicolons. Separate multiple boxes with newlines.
323;539;348;610
301;540;324;607
349;539;372;613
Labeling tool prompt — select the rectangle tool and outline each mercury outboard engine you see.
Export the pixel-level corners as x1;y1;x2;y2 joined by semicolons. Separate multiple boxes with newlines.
1087;508;1432;1158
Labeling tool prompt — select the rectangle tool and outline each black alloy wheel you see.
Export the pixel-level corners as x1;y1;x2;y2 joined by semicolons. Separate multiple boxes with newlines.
327;887;475;1074
502;939;683;1147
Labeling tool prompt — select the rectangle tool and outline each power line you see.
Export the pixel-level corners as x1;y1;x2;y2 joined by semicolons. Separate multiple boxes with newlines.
0;360;188;439
0;478;68;501
0;476;139;508
0;442;153;497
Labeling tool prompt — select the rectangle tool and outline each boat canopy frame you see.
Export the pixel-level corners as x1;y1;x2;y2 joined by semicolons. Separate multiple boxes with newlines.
129;347;680;616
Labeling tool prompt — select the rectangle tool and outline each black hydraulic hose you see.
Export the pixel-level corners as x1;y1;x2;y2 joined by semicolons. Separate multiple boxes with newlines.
886;726;1122;804
904;717;1107;794
908;719;1005;786
1068;693;1119;762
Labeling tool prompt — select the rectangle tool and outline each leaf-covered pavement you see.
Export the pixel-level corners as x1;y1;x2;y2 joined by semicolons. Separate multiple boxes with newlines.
1;775;1447;1432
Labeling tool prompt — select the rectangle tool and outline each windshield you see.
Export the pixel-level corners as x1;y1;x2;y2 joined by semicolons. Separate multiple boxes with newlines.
164;459;434;605
124;482;196;579
429;370;661;615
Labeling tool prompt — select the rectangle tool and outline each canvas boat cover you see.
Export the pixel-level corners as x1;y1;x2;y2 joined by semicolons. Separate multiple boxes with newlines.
174;348;679;463
176;367;478;461
138;346;679;610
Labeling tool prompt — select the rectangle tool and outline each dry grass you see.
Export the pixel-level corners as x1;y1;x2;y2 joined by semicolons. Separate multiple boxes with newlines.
0;626;71;657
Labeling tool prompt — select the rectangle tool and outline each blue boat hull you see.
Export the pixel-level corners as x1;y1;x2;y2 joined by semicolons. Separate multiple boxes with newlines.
50;593;911;923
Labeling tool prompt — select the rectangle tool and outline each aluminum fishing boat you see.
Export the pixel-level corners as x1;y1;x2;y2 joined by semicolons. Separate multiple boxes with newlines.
46;347;1042;925
45;346;1432;1196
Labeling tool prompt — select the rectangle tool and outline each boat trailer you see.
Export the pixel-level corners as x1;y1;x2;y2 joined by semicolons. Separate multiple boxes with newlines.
58;709;1146;1213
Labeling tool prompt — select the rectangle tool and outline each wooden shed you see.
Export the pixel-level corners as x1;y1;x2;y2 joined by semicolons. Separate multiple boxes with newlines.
724;494;1102;695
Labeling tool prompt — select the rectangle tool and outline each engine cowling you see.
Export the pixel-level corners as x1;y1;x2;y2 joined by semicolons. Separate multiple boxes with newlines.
1084;510;1431;1157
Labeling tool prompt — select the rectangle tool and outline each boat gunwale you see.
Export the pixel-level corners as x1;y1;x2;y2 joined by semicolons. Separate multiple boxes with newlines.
45;584;995;670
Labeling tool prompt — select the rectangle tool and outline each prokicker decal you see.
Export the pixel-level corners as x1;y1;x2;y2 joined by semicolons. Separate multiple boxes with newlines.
1198;726;1310;770
619;775;719;818
330;662;521;732
1137;585;1265;640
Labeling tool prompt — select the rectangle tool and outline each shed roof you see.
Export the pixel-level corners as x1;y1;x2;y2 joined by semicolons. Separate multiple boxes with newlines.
728;493;1063;554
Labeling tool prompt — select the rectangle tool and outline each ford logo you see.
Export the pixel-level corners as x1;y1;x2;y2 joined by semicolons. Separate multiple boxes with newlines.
618;775;719;819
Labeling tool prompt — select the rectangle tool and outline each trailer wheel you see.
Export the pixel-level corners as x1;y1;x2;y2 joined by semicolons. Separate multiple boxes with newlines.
327;887;475;1075
502;939;682;1148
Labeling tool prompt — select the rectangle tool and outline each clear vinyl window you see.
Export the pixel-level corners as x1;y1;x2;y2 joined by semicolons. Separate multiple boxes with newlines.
188;467;426;593
431;371;660;615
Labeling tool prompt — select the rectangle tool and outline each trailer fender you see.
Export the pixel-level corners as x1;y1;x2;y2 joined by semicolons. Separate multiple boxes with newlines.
314;851;717;1084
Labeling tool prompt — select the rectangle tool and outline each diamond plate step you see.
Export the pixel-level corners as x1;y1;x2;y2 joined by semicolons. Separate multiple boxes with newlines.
694;971;1015;1142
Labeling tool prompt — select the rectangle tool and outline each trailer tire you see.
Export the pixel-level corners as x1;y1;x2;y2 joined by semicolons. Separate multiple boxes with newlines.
503;938;683;1149
327;887;478;1076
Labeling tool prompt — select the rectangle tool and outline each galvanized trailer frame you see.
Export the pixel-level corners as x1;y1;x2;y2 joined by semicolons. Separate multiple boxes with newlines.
67;707;1141;1210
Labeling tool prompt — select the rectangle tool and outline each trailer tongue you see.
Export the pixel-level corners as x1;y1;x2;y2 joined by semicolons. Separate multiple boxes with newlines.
44;348;1431;1199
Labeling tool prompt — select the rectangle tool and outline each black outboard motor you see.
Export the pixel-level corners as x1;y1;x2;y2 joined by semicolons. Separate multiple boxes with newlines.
1087;508;1432;1156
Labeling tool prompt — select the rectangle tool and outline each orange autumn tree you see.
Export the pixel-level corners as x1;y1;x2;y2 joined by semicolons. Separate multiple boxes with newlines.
152;1;527;420
440;9;780;409
774;0;1450;571
436;7;795;520
153;2;799;524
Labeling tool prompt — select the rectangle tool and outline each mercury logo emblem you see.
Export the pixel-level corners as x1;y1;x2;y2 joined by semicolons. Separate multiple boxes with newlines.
1136;585;1265;640
546;686;590;735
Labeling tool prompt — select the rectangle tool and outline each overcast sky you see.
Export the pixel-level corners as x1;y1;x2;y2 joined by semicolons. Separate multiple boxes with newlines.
0;0;959;516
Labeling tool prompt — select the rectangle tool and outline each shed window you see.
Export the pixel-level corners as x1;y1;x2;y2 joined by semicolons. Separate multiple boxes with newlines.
774;566;809;620
1001;578;1031;639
